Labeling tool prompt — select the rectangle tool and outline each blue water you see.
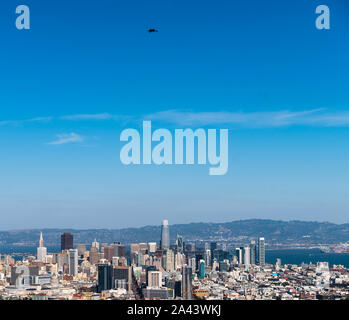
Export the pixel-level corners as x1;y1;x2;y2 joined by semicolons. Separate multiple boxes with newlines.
266;249;349;268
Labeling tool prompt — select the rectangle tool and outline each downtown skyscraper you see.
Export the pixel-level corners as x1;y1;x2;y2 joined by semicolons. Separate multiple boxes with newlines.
37;232;47;263
160;220;170;250
258;237;265;266
181;265;192;300
61;232;74;251
68;249;78;277
250;240;256;265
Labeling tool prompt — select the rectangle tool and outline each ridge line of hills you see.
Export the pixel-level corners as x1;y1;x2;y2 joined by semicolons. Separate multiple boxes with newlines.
1;219;348;247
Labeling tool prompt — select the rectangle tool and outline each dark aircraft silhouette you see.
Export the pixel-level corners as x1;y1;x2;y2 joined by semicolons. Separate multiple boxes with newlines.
148;28;159;33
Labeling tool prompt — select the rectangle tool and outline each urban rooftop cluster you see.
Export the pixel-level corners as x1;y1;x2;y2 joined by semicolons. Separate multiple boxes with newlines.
0;220;348;300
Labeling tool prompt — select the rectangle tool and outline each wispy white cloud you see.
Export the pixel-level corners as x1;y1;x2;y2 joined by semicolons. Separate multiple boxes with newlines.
0;120;16;126
0;116;52;126
145;108;349;127
2;109;349;128
46;133;84;145
25;116;53;123
60;113;133;124
60;113;113;120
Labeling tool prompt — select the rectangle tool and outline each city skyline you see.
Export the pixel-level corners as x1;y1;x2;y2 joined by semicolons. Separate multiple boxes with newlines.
2;221;267;299
2;219;349;301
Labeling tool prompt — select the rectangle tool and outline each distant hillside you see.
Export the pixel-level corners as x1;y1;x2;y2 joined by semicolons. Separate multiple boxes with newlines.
1;219;349;248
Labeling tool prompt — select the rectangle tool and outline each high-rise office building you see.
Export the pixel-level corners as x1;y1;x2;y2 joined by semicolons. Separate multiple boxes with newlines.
204;249;211;267
188;256;196;271
165;249;175;271
212;249;228;263
258;237;265;266
210;242;217;251
11;266;39;289
92;238;99;250
137;252;144;267
160;220;170;250
112;242;126;257
54;251;69;273
77;244;86;257
89;246;99;265
104;245;114;263
119;245;126;257
175;252;185;269
195;253;204;268
148;271;162;288
68;249;78;277
112;256;120;267
97;263;113;293
113;266;132;292
176;235;184;253
148;242;157;253
236;247;243;264
100;243;108;253
130;243;140;254
61;232;73;251
244;246;251;266
250;240;256;265
181;265;192;300
139;243;148;254
210;242;217;264
37;232;47;263
199;260;205;279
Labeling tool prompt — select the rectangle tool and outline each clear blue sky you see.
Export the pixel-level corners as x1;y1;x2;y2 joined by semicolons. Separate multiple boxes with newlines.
0;0;348;229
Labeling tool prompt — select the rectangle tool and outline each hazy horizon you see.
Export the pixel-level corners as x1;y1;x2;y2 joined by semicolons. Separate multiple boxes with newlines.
1;217;348;232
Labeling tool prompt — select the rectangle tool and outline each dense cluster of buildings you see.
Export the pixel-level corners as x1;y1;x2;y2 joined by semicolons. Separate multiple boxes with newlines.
0;220;348;300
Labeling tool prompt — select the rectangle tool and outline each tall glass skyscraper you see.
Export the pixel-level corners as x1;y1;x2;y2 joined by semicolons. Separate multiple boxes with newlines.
250;240;256;265
68;249;78;277
181;265;193;300
97;263;113;293
210;242;217;264
244;246;251;266
176;235;184;253
160;220;170;250
61;232;73;251
258;237;265;266
199;260;205;279
235;247;243;264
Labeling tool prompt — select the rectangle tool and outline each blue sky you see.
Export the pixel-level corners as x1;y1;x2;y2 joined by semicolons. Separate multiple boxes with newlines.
0;0;349;229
